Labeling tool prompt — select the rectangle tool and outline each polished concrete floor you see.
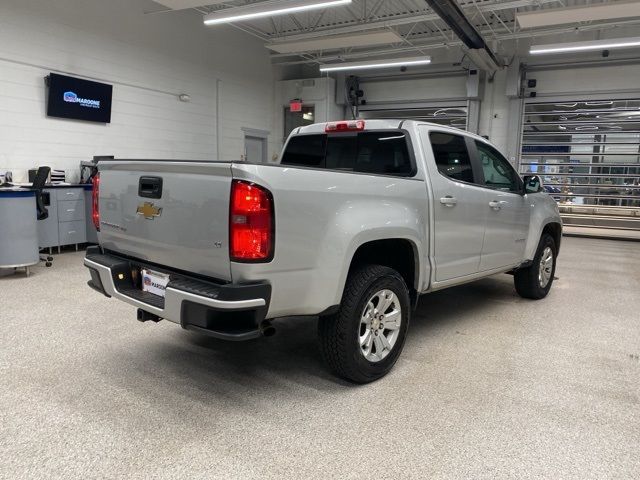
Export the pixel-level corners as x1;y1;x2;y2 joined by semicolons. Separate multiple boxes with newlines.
1;237;639;479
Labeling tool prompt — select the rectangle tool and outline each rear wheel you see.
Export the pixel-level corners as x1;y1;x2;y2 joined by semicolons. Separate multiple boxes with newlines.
514;233;557;299
318;265;410;383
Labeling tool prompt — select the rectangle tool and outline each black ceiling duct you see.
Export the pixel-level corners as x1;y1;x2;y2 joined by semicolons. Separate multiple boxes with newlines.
424;0;503;70
425;0;484;49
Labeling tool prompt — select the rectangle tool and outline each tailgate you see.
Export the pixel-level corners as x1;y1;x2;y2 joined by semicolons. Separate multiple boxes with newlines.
97;160;233;281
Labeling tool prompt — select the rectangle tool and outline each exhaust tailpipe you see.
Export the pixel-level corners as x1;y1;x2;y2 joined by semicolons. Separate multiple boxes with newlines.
260;320;276;337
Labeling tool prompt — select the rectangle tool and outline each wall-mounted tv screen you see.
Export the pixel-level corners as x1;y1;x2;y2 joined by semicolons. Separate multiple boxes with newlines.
46;73;113;123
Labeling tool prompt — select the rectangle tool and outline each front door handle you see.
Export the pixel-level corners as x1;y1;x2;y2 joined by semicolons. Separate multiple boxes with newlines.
440;196;457;207
489;200;507;211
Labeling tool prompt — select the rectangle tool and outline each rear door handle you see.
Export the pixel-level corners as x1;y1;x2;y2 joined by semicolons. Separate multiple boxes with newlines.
440;196;457;207
489;200;507;210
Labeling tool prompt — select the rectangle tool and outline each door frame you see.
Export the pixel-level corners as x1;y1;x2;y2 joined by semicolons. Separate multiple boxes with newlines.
420;126;490;285
241;127;269;163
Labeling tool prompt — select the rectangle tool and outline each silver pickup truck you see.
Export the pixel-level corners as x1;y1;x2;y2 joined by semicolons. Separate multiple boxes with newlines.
84;119;561;383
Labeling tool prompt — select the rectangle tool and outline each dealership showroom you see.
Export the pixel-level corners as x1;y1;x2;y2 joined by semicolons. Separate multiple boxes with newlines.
2;0;640;478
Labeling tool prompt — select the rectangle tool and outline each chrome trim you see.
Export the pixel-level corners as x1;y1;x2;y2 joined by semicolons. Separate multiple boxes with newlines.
164;287;264;310
427;264;520;292
84;258;266;324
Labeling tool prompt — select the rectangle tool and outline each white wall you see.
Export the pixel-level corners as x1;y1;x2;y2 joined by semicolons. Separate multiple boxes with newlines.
0;0;276;181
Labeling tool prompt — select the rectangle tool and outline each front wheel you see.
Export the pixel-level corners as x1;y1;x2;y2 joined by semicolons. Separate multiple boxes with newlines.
318;265;410;383
514;233;557;299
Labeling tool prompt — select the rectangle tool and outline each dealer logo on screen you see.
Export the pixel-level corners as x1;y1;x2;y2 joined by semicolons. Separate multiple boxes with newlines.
63;91;101;109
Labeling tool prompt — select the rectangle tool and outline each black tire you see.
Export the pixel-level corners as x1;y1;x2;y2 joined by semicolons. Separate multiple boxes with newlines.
514;233;557;300
318;265;411;384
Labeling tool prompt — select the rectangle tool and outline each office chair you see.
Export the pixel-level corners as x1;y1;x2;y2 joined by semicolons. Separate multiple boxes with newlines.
32;166;53;267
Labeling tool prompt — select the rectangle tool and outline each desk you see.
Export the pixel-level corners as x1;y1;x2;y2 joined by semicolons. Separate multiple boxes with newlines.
0;189;39;275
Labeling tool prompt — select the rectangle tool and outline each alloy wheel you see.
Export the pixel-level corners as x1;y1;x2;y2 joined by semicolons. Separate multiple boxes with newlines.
359;289;402;362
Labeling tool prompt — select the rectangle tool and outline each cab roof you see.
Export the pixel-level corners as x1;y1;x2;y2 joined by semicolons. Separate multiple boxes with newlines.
292;119;494;147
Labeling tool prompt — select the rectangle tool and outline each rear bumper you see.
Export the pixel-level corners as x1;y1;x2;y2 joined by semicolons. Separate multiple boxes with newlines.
84;247;271;341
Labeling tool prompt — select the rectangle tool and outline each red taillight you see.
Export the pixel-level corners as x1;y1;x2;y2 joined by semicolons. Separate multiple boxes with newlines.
230;180;274;262
325;120;365;132
92;173;100;231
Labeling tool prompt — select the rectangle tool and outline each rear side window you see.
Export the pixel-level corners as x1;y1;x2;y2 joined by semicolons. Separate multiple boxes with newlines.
281;134;326;167
429;132;474;183
281;131;413;176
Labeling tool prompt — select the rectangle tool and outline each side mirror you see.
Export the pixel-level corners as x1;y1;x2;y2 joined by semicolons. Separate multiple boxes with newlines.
523;175;542;194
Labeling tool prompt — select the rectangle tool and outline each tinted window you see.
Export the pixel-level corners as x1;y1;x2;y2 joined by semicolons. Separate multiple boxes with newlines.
326;135;357;170
429;132;474;183
281;130;413;176
356;132;412;175
281;134;326;167
475;141;520;192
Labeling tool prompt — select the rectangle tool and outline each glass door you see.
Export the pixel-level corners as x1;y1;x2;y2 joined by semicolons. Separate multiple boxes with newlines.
520;99;640;236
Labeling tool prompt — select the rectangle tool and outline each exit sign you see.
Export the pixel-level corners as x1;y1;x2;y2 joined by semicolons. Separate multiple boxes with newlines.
290;99;303;112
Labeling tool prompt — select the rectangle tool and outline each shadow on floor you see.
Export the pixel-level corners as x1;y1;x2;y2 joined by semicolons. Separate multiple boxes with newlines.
100;274;523;404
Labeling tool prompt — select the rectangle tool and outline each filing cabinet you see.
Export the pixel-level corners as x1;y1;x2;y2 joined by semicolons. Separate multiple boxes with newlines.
38;186;90;252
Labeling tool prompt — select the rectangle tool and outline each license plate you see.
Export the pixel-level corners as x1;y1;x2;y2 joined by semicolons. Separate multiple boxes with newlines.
141;268;170;298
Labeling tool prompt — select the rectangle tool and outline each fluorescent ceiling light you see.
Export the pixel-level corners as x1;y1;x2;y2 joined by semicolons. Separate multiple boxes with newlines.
203;0;351;26
530;37;640;55
319;56;431;72
266;30;402;54
517;1;640;29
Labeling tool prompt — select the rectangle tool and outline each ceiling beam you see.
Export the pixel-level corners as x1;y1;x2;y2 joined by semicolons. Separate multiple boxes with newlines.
424;0;502;70
265;0;560;41
271;17;640;66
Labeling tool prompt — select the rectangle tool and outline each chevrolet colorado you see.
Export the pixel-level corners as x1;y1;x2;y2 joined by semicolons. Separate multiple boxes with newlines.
84;120;561;383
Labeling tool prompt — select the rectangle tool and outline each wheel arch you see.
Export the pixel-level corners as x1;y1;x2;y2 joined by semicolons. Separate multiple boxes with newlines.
346;238;420;305
542;222;562;254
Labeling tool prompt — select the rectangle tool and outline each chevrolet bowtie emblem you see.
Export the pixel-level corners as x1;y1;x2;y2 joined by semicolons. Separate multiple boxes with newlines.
136;202;162;219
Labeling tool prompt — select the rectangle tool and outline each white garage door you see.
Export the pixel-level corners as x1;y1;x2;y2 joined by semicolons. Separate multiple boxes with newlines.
359;103;468;130
520;99;640;237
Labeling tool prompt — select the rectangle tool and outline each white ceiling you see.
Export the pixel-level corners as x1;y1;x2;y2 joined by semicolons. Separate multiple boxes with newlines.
153;0;226;10
152;0;640;67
